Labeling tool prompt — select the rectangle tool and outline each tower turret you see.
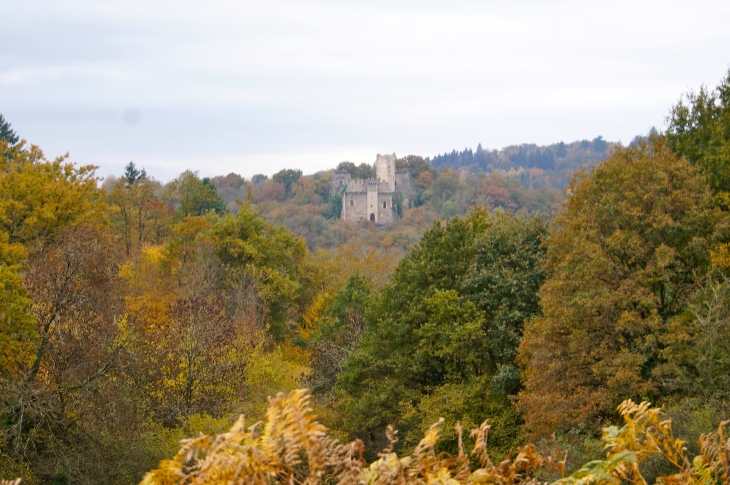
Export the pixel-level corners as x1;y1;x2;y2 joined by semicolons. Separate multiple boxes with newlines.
375;154;396;192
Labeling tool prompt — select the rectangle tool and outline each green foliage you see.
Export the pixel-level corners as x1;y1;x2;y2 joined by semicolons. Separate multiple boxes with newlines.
251;173;268;186
330;192;343;219
335;161;356;173
0;115;19;145
465;213;548;395
657;273;730;401
431;168;461;206
337;210;546;457
241;345;310;420
318;274;371;340
335;161;374;179
141;413;236;476
212;202;307;339
307;274;371;397
271;169;302;194
124;161;147;186
355;163;374;179
173;170;226;217
337;212;488;452
395;155;437;180
441;200;460;218
399;377;523;459
392;192;404;219
666;69;730;198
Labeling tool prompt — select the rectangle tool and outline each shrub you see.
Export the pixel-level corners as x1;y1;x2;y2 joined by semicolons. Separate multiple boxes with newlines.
140;389;730;485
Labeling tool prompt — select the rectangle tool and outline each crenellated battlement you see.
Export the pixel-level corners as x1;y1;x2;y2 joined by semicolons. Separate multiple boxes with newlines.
335;154;411;225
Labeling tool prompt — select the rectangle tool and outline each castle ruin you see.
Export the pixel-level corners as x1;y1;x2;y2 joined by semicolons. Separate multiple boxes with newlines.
334;154;412;225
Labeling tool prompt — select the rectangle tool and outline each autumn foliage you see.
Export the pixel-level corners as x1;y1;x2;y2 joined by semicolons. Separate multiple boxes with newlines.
517;137;724;436
141;389;730;485
3;71;730;485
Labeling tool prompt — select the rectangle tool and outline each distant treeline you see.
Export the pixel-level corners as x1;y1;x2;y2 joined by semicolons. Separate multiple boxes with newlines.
426;136;615;190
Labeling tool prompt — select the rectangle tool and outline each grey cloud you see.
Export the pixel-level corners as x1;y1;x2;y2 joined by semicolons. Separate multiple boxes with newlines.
1;0;729;181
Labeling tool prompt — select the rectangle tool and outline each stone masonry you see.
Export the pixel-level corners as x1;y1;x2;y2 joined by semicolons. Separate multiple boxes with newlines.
335;154;411;225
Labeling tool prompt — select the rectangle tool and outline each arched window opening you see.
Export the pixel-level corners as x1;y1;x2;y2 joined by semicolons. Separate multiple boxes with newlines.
383;201;387;209
369;213;375;222
350;199;354;206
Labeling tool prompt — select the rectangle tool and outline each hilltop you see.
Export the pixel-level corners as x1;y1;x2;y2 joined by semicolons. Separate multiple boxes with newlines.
205;136;617;252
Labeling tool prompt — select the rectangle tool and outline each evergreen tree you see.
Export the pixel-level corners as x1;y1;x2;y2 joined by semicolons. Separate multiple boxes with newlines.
330;192;342;219
123;161;146;186
0;114;19;145
556;141;567;158
593;135;608;152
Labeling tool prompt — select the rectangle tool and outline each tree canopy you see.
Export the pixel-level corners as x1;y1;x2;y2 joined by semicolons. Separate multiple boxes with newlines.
517;137;726;436
667;69;730;199
337;210;547;457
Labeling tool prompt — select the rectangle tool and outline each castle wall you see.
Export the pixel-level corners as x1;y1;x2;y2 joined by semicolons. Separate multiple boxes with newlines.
342;190;368;221
367;183;379;223
346;179;368;192
342;182;394;224
375;154;396;192
394;171;412;196
332;171;351;191
340;155;400;225
377;192;394;224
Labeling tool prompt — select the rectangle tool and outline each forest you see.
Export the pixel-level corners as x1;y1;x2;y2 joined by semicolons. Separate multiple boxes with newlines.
1;70;730;485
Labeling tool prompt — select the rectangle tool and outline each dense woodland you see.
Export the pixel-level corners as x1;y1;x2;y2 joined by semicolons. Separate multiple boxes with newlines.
1;70;730;485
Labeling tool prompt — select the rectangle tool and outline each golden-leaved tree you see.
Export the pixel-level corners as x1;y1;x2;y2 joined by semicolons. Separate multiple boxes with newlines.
0;140;139;483
0;230;33;378
517;137;727;436
106;164;173;256
0;142;105;246
0;140;112;394
120;216;254;425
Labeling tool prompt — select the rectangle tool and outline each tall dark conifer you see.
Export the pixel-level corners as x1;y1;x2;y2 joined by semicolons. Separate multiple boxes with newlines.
0;114;19;145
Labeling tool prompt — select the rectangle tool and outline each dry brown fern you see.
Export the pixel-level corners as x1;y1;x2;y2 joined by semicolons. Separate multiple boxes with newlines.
140;390;730;485
140;389;364;485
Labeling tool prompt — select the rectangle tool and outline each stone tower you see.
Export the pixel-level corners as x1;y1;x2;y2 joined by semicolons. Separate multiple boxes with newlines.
335;153;409;226
375;154;396;192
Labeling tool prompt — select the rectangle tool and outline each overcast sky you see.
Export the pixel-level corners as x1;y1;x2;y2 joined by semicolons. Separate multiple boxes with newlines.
2;1;729;181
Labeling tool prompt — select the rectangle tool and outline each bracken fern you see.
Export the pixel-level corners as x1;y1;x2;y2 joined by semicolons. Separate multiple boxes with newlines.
138;390;729;485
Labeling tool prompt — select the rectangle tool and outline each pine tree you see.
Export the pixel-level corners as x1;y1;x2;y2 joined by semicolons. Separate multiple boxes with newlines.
123;161;146;187
0;114;19;145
